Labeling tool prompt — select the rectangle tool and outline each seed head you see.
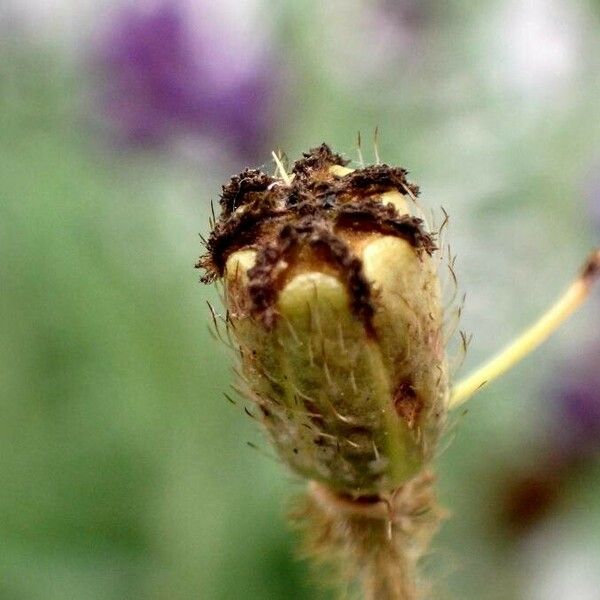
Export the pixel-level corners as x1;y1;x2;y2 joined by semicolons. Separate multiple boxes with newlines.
198;144;448;496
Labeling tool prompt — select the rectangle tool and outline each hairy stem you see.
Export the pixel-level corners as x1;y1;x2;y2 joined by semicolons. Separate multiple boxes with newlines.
292;471;442;600
363;546;414;600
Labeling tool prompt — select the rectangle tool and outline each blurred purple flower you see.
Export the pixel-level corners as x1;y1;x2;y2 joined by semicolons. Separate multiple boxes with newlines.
377;0;433;31
552;345;600;461
95;1;277;159
371;0;435;53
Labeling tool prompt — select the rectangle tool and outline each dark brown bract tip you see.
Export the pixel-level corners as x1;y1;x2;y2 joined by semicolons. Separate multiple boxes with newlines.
335;200;437;255
344;165;420;197
291;143;349;177
220;168;275;215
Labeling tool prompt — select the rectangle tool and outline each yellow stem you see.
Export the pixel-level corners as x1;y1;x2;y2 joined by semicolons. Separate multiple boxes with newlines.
450;250;600;409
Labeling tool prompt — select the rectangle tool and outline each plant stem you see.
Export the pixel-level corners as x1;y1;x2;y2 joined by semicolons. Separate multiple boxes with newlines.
451;249;600;408
293;471;442;599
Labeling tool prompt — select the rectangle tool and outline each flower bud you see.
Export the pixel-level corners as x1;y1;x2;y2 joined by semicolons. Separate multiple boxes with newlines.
198;144;448;496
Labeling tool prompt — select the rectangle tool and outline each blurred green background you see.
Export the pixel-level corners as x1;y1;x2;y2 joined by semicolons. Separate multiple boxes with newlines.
2;1;600;598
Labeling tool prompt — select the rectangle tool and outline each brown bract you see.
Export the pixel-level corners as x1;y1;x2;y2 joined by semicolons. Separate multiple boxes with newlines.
197;144;436;331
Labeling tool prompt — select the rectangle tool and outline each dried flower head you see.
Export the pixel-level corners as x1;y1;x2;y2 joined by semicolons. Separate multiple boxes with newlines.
198;144;447;495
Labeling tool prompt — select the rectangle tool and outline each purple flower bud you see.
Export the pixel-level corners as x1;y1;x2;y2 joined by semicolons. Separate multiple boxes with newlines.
95;1;277;159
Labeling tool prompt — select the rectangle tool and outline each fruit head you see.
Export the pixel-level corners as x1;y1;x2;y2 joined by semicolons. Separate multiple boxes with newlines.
198;144;449;496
